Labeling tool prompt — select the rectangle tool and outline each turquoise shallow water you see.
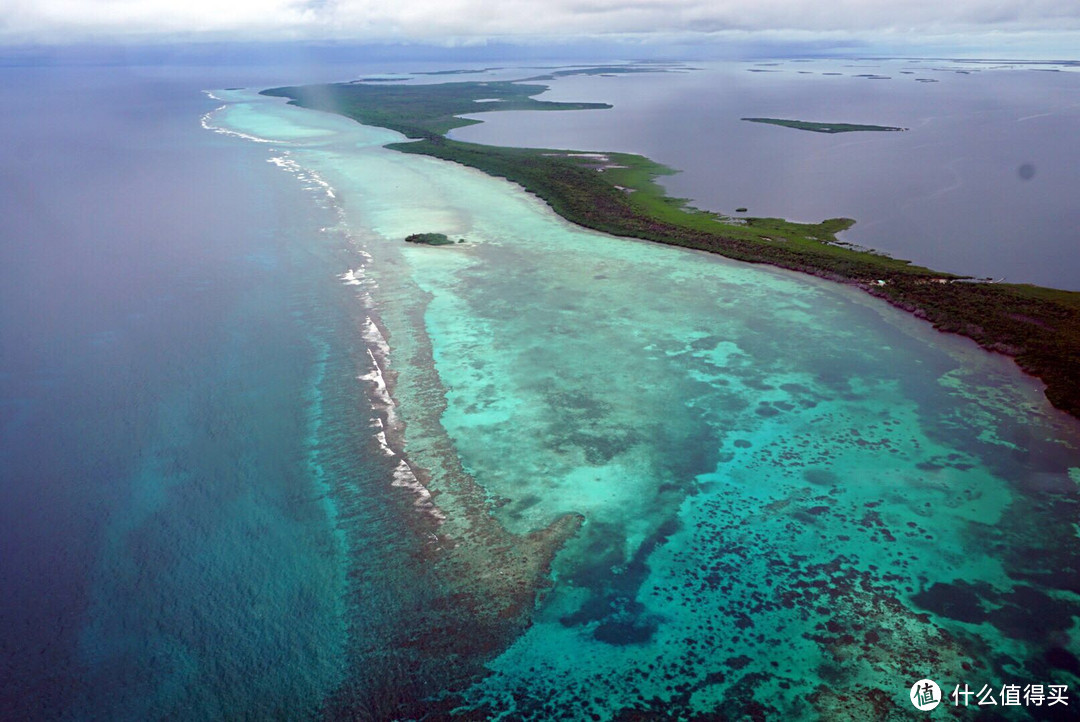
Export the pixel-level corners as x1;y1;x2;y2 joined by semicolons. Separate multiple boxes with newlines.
213;90;1080;719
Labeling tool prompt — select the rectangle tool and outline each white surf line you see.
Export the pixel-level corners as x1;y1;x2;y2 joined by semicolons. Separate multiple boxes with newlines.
199;91;280;144
266;154;339;207
358;316;446;522
338;269;364;286
208;96;444;523
201;109;279;144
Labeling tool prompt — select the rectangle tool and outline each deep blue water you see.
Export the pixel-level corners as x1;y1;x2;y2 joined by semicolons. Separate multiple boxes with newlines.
0;65;386;719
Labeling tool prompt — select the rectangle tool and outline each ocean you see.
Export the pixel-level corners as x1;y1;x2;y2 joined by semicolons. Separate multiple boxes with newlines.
0;64;373;718
2;60;1079;720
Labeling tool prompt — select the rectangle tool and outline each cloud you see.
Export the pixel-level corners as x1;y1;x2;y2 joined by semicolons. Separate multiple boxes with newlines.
2;0;1079;45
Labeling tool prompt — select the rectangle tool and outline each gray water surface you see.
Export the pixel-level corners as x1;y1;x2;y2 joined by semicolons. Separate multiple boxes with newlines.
450;59;1080;289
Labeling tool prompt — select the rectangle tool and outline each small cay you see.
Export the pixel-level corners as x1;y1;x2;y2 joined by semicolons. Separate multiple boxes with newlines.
406;232;459;245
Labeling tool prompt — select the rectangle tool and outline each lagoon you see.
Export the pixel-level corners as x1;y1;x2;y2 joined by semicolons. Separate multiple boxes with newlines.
219;86;1080;718
450;59;1080;290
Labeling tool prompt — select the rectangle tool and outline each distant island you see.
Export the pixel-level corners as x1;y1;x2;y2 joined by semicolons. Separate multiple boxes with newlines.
742;117;907;133
263;71;1080;419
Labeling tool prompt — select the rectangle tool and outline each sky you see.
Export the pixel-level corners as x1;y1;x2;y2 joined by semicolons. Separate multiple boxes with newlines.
1;0;1079;58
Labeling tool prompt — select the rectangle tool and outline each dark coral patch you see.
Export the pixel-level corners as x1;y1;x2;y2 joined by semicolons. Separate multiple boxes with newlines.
803;469;839;487
912;581;988;624
988;586;1078;643
593;619;659;646
1045;646;1080;674
724;655;752;670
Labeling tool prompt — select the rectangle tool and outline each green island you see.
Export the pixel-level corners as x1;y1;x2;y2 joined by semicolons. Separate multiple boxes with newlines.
742;117;907;133
405;232;458;245
263;76;1080;419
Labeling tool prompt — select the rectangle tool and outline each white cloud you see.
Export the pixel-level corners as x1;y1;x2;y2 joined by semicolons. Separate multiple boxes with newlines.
2;0;1079;46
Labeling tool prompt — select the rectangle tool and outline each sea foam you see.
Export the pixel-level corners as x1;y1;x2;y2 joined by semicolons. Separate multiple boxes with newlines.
357;317;445;521
206;104;444;525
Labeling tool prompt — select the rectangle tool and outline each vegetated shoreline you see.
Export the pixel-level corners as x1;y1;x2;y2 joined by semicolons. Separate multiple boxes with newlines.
262;75;1080;420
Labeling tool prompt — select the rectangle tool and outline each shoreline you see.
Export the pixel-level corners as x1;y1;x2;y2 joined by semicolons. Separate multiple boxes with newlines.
262;74;1080;421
